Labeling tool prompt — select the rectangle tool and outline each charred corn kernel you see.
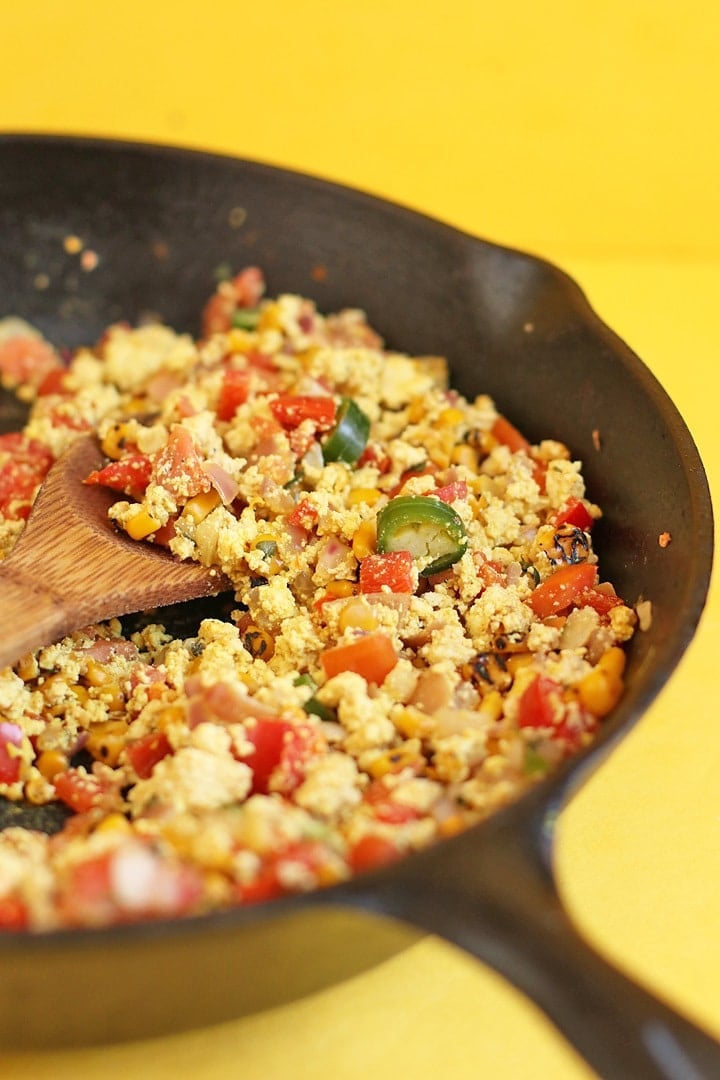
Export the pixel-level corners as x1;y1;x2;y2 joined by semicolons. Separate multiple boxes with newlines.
84;658;109;686
449;444;479;470
86;720;128;765
578;665;624;718
505;652;534;676
324;580;356;600
184;488;221;524
126;507;162;540
242;624;275;661
36;749;68;781
338;597;378;633
368;742;422;778
352;519;377;559
438;407;465;428
95;812;132;835
347;487;382;507
16;653;38;681
407;397;426;423
255;534;282;574
101;422;134;460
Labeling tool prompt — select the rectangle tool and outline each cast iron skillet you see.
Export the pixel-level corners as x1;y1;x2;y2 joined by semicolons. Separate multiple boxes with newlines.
0;135;715;1076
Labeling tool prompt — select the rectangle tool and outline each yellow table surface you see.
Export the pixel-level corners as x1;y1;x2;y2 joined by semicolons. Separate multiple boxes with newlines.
2;3;719;1077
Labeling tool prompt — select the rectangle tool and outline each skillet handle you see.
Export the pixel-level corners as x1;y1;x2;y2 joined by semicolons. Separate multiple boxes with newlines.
340;809;720;1080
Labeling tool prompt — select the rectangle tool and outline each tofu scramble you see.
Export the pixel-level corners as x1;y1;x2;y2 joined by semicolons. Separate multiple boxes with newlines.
0;267;639;930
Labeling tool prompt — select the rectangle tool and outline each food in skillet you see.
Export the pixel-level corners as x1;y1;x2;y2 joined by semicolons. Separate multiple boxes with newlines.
0;268;638;930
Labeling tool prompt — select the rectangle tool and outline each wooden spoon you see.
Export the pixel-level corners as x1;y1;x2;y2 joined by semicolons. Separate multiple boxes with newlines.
0;435;231;669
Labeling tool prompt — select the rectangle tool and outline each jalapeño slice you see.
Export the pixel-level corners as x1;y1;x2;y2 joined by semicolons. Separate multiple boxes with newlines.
376;495;467;576
322;398;370;465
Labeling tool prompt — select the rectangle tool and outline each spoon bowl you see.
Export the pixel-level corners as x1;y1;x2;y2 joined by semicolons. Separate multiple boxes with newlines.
0;433;230;669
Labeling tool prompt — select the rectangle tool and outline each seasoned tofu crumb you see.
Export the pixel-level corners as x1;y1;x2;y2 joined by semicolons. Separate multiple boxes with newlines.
0;266;637;929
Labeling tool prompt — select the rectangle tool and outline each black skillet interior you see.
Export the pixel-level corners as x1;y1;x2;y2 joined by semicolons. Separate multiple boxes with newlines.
0;136;714;1070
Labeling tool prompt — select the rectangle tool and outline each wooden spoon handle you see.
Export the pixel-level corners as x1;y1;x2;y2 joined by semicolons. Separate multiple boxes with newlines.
0;566;71;669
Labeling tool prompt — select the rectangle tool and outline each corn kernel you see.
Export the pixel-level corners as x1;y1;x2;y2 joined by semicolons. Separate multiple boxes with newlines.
505;652;534;676
352;519;377;559
368;742;422;778
449;444;479;470
407;397;426;423
16;653;38;681
598;646;626;680
394;706;435;739
95;812;132;835
36;749;68;781
86;720;128;765
126;507;163;540
438;813;467;838
155;703;187;732
479;689;504;722
338;597;378;633
227;328;254;353
578;665;624;718
242;624;275;661
438;407;465;427
183;488;221;524
325;580;356;600
257;303;282;332
347;488;382;507
84;658;109;687
101;422;134;460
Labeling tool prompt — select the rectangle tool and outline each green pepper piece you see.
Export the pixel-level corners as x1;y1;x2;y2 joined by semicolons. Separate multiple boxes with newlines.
232;308;261;330
293;674;336;722
321;398;370;465
376;495;467;576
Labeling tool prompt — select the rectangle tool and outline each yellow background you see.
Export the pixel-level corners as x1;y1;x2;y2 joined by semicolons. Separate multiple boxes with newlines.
2;3;719;1077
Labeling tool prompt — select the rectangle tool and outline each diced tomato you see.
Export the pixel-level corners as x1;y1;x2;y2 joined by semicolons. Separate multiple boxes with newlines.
0;432;54;520
236;838;332;905
237;717;320;795
236;862;285;904
0;722;23;784
287;499;318;531
577;587;625;615
126;733;173;779
53;767;110;813
357;444;392;473
359;550;415;594
85;453;154;499
0;335;61;390
231;266;266;308
428;481;468;504
348;834;402;873
152;426;210;501
37;367;70;396
270;395;336;431
320;633;398;685
202;267;266;336
492;415;532;454
364;779;421;824
516;674;561;729
553;498;595;531
216;368;252;421
474;552;506;589
0;895;30;930
527;562;598;619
